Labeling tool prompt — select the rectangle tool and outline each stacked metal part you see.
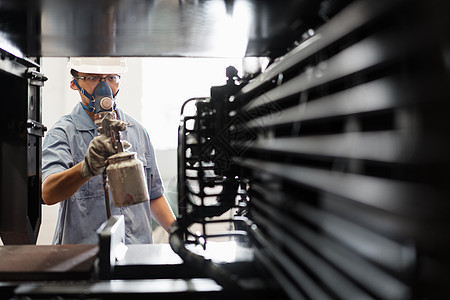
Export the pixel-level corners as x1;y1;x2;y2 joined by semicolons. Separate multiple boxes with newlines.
172;67;256;291
174;0;450;299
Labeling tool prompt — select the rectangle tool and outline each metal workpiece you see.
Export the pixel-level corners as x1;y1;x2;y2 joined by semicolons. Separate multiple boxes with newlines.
14;279;224;299
169;220;241;291
92;215;269;298
97;215;127;280
0;244;98;281
174;67;278;296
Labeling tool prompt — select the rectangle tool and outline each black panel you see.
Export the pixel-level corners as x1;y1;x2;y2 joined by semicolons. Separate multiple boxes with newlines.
0;51;45;245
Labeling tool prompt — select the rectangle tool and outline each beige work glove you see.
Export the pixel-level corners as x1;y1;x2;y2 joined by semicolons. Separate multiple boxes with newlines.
81;135;117;178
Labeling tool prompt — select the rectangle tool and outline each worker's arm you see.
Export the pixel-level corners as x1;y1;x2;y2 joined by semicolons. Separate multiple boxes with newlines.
42;134;117;205
150;195;176;232
42;162;89;205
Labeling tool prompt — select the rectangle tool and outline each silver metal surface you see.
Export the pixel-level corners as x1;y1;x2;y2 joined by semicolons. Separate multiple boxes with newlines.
1;0;319;58
15;279;223;296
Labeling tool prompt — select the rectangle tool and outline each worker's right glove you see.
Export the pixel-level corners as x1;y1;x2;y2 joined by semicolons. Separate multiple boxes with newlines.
81;134;117;178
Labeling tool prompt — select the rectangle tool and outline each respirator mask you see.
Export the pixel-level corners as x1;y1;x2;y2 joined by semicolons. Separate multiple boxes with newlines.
73;78;119;126
91;80;117;126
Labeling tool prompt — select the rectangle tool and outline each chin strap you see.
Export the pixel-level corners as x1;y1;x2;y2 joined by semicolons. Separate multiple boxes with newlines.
73;78;120;113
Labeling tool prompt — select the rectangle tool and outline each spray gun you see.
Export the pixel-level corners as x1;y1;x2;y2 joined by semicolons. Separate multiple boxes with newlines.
98;112;127;152
99;112;149;219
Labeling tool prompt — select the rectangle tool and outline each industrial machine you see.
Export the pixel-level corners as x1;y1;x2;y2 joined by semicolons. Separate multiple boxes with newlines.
1;0;450;299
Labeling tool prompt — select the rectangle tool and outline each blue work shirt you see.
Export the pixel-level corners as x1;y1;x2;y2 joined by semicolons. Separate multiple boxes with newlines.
42;102;164;244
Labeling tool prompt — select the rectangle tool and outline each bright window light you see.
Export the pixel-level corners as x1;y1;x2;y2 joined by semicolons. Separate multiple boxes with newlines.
141;57;242;150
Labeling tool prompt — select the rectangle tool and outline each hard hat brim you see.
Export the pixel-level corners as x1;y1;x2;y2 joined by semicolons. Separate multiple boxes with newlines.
68;57;128;74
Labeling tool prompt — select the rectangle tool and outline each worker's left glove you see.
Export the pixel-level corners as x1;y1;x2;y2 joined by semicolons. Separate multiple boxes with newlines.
81;134;117;178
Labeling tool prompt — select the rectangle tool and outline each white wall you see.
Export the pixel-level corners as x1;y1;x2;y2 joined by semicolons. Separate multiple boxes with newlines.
38;57;75;245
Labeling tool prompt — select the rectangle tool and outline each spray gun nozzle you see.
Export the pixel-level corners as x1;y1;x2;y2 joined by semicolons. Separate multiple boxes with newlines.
98;112;129;153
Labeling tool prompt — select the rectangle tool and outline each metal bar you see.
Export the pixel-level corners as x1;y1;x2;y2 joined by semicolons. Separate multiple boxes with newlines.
102;171;111;219
243;27;415;112
252;196;411;299
253;211;379;300
26;119;47;137
238;0;403;96
14;279;223;298
236;158;447;217
249;220;334;300
246;130;446;164
245;76;417;129
200;232;247;239
185;165;216;170
251;182;415;273
97;215;126;280
252;247;306;300
319;192;425;248
169;220;241;291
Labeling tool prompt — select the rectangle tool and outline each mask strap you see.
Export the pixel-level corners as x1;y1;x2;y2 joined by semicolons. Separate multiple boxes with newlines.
111;89;120;110
73;78;97;112
72;78;95;101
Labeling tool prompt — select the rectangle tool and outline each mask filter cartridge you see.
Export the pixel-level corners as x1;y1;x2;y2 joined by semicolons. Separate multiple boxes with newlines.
92;81;116;126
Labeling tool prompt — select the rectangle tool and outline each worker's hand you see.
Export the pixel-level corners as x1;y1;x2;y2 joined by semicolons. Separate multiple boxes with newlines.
81;135;117;178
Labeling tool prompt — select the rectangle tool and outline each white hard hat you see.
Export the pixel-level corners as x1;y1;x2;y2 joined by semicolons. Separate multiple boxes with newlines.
68;57;128;74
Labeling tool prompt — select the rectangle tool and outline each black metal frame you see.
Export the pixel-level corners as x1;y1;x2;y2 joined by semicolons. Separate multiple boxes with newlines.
176;67;251;249
0;49;46;245
175;0;450;299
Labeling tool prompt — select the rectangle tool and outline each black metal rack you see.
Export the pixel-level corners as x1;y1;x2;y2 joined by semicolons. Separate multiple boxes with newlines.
0;50;47;245
175;0;450;299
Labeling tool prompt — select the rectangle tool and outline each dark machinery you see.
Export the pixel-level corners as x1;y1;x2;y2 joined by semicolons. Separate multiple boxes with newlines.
0;53;46;244
1;0;450;299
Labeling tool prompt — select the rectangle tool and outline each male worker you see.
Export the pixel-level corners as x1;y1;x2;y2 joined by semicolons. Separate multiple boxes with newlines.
42;57;176;244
